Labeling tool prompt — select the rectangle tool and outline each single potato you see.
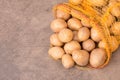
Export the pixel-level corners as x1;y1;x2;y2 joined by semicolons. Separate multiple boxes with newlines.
62;54;75;69
109;0;120;17
56;10;71;20
82;39;95;51
50;33;63;46
110;36;119;52
110;22;120;35
69;0;83;5
68;18;82;30
48;47;65;60
72;50;89;66
88;0;108;7
78;27;90;41
98;41;106;49
90;48;107;68
81;18;91;28
50;19;67;32
64;41;81;54
58;28;73;42
91;28;101;42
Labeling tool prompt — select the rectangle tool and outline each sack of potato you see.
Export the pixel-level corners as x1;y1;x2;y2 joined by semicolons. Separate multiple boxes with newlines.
48;0;120;69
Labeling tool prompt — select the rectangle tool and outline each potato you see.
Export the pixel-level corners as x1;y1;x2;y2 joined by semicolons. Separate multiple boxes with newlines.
50;33;63;46
98;41;106;49
117;0;120;2
73;31;80;42
102;6;108;12
111;7;120;17
48;47;65;60
72;50;89;66
88;0;108;7
110;36;119;52
109;0;120;17
82;39;95;51
99;36;119;52
90;48;107;68
68;18;82;30
64;41;81;54
110;22;120;35
105;14;115;27
81;18;91;28
101;6;115;27
78;27;90;41
69;0;83;5
58;28;73;42
62;54;75;69
91;28;101;42
56;10;71;20
50;19;67;32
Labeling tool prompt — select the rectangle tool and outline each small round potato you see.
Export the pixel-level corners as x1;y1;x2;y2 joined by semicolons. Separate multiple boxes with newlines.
48;47;65;60
88;0;108;7
82;39;95;51
111;7;120;17
90;48;107;68
62;54;75;69
105;14;115;27
72;50;89;66
58;28;73;42
68;18;82;30
64;41;81;54
78;27;90;41
56;10;71;20
69;0;83;5
110;22;120;35
50;19;67;32
110;36;119;52
98;41;106;49
91;28;101;42
50;33;63;46
109;1;120;17
81;18;91;28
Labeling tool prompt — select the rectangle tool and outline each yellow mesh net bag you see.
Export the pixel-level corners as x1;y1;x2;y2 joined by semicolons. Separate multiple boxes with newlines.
53;0;120;69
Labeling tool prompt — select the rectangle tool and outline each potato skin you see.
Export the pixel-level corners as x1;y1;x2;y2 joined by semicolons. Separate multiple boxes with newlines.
64;41;81;54
111;22;120;36
50;33;63;46
90;48;106;68
68;18;82;30
88;0;108;7
56;10;71;20
58;28;73;42
72;50;89;66
81;18;91;28
109;0;120;17
62;54;75;69
48;47;65;60
110;36;119;52
98;41;106;49
78;27;90;41
91;28;101;42
106;14;115;27
50;19;67;32
82;39;95;51
69;0;83;5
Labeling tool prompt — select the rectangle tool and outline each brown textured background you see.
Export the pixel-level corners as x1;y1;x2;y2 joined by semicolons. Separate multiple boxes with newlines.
0;0;120;80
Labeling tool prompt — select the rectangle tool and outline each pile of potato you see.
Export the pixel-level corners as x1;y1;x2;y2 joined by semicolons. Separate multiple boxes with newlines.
48;10;107;69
